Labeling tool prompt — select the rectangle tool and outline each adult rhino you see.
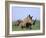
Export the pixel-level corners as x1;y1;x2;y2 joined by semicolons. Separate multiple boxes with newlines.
15;14;36;29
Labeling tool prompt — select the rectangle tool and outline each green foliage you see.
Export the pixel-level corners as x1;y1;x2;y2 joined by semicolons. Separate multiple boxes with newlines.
12;20;40;31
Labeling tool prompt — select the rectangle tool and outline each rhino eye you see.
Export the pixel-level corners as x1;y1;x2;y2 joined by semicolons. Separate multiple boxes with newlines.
30;17;32;19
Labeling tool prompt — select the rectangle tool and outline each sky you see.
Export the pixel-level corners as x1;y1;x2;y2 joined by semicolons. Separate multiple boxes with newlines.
12;6;40;21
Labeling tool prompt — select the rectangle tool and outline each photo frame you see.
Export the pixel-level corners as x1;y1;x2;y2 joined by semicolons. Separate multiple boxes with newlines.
5;1;45;37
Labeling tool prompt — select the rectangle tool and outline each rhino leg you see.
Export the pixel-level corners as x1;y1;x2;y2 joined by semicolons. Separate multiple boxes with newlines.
26;23;32;29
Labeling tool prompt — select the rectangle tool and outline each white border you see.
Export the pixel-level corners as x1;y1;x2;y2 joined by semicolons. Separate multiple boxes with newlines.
9;4;43;34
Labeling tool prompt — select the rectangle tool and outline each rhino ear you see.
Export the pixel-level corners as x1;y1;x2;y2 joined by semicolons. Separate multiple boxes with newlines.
29;14;30;17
